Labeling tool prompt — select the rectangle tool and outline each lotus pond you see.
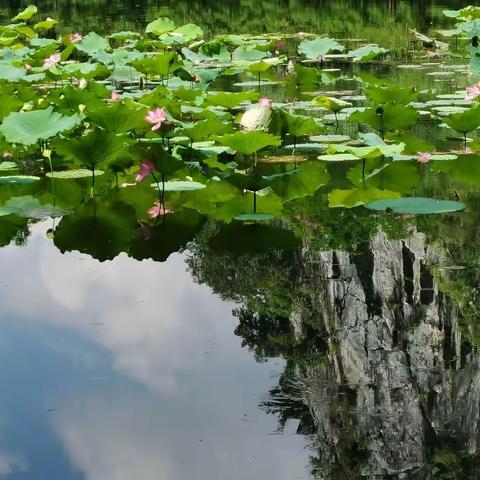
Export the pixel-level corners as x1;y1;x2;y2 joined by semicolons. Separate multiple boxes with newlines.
2;2;480;479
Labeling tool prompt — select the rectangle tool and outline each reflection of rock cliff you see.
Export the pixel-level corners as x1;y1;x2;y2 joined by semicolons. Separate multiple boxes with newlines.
189;228;480;478
270;231;480;478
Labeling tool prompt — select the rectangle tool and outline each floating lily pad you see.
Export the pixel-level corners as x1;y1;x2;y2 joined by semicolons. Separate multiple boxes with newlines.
282;143;327;154
233;81;278;87
329;187;400;208
0;161;18;171
318;153;360;161
234;213;274;222
0;175;40;184
397;64;426;70
0;107;81;146
152;181;206;191
310;134;351;143
0;195;70;218
365;197;466;214
46;169;105;179
259;154;309;163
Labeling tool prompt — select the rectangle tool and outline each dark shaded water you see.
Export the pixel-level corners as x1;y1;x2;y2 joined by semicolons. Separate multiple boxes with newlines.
0;0;469;38
1;1;480;479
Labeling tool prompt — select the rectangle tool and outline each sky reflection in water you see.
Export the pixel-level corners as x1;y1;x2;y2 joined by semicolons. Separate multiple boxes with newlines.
0;221;310;480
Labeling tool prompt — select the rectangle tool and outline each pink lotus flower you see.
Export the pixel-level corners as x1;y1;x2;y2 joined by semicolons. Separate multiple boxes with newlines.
135;160;156;183
43;53;61;69
145;107;167;131
148;201;171;218
24;63;32;71
416;152;432;164
111;91;121;102
259;97;272;107
466;84;480;100
69;33;83;43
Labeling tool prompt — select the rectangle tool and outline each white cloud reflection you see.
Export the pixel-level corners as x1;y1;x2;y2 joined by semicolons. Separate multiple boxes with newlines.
0;223;311;480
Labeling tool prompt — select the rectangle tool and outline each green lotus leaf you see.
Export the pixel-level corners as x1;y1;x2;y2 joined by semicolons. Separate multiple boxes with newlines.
310;134;350;143
430;154;480;186
131;52;181;77
365;197;466;214
0;64;25;82
215;131;281;155
0;107;81;145
172;24;203;42
152;180;206;191
313;96;352;113
442;106;480;134
54;199;137;261
205;91;260;109
348;45;388;62
108;31;140;41
54;130;130;169
61;62;110;79
269;161;329;201
76;32;110;55
225;172;271;192
298;37;344;59
46;169;105;179
179;117;232;142
347;160;420;193
87;102;147;134
145;17;176;36
328;187;401;208
248;59;278;73
210;190;283;223
0;175;40;185
234;213;273;222
12;5;37;22
364;85;418;105
350;104;419;132
232;46;266;62
34;18;58;30
0;195;69;219
318;153;360;161
134;144;183;175
331;136;404;159
0;161;18;171
129;210;205;263
281;111;325;137
179;179;238;213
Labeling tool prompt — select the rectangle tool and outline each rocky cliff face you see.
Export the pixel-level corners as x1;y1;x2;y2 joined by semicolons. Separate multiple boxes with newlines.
288;230;480;478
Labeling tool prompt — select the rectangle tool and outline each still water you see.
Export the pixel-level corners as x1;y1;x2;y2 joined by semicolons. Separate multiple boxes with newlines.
0;0;479;479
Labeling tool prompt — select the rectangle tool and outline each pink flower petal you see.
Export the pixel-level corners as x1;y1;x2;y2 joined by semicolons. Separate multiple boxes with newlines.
145;108;167;131
69;33;83;43
147;201;171;218
135;160;156;183
259;97;272;107
416;152;432;164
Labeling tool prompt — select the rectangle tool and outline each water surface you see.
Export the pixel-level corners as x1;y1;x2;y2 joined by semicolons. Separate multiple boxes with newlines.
0;1;479;479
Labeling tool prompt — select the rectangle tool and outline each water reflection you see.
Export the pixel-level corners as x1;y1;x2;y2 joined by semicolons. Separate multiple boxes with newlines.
0;0;468;39
189;221;480;478
0;222;310;479
1;183;480;478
